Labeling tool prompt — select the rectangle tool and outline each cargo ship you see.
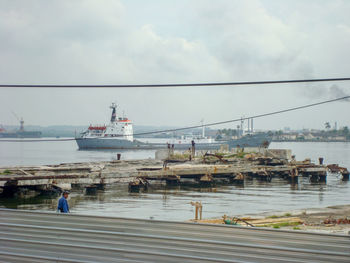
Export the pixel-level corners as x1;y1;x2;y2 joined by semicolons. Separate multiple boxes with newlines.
0;118;41;138
75;104;271;150
75;103;220;150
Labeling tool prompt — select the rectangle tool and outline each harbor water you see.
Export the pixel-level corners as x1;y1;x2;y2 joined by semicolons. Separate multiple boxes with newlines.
0;139;349;221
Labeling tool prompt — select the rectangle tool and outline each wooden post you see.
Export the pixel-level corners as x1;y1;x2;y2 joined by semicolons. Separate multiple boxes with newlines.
191;140;195;159
191;201;203;221
167;144;171;158
319;157;324;165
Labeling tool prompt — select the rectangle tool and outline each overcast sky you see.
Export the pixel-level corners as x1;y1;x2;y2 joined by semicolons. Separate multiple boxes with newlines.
0;0;349;131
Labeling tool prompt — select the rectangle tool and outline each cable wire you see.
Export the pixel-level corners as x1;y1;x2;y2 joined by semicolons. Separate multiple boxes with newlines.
1;77;350;88
1;95;349;142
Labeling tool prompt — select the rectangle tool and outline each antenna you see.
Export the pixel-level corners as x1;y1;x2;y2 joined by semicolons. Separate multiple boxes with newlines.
110;102;117;123
110;102;117;109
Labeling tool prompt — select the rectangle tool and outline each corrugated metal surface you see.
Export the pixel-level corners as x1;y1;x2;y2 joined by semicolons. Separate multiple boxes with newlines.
0;209;349;262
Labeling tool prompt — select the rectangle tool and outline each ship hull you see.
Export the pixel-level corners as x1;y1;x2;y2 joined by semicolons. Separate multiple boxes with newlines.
76;133;271;150
0;131;42;138
76;137;222;150
227;133;272;148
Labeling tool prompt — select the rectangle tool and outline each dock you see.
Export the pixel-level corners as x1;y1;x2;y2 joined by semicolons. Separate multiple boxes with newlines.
132;163;298;188
0;159;162;196
130;156;331;191
0;149;347;196
0;209;349;262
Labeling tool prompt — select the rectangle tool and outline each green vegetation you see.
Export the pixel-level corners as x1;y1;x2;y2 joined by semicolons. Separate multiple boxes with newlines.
284;213;292;217
267;215;279;219
272;221;300;228
221;151;251;159
235;152;246;158
341;126;350;140
1;169;12;175
272;124;350;142
219;152;247;158
203;151;257;160
259;221;301;228
293;227;301;230
318;125;350;140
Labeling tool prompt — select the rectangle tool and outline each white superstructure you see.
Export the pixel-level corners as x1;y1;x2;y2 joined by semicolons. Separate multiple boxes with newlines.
80;103;133;141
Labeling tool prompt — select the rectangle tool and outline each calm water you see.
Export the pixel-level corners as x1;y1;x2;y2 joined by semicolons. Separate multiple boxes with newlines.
0;139;349;221
0;138;156;166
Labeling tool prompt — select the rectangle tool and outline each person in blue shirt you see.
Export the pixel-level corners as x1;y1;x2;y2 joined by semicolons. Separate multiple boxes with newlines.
57;190;70;213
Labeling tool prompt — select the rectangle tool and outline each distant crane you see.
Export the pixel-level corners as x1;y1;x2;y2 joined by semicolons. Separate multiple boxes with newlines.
11;111;24;131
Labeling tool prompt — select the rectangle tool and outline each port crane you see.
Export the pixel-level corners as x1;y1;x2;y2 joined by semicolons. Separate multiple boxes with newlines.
11;111;24;131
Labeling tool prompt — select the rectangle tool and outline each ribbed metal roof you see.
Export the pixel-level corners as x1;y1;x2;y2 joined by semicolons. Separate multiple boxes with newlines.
0;209;349;262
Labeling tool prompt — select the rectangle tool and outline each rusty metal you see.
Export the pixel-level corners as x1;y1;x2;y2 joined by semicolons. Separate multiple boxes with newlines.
327;164;349;174
324;218;350;225
203;152;228;163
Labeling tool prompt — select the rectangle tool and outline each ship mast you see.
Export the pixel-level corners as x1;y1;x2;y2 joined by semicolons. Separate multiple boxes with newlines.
20;118;24;132
201;119;205;138
110;103;117;123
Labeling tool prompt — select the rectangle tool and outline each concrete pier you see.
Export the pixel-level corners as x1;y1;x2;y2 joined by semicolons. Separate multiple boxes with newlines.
0;159;162;196
132;159;327;191
0;151;338;196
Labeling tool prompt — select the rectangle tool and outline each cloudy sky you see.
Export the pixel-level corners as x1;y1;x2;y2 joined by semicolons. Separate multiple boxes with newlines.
0;0;349;131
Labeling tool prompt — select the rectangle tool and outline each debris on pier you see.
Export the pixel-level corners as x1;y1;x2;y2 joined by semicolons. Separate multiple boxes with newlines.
131;150;330;191
189;214;303;228
0;149;346;196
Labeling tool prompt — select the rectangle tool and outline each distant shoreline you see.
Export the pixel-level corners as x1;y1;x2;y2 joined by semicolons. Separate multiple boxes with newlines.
272;139;350;143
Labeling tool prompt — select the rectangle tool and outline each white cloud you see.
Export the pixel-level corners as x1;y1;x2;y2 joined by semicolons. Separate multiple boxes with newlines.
0;0;349;130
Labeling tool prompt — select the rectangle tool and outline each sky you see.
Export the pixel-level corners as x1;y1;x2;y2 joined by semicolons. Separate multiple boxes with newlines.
0;0;349;131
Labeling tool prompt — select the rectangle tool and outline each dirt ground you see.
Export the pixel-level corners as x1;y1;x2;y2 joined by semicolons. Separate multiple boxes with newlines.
282;204;350;234
195;204;350;235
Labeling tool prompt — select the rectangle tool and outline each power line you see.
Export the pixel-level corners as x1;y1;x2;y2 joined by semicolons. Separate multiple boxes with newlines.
1;77;350;88
1;95;349;142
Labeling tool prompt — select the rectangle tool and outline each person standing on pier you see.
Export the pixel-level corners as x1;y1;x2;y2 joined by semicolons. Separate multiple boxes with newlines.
57;191;70;213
